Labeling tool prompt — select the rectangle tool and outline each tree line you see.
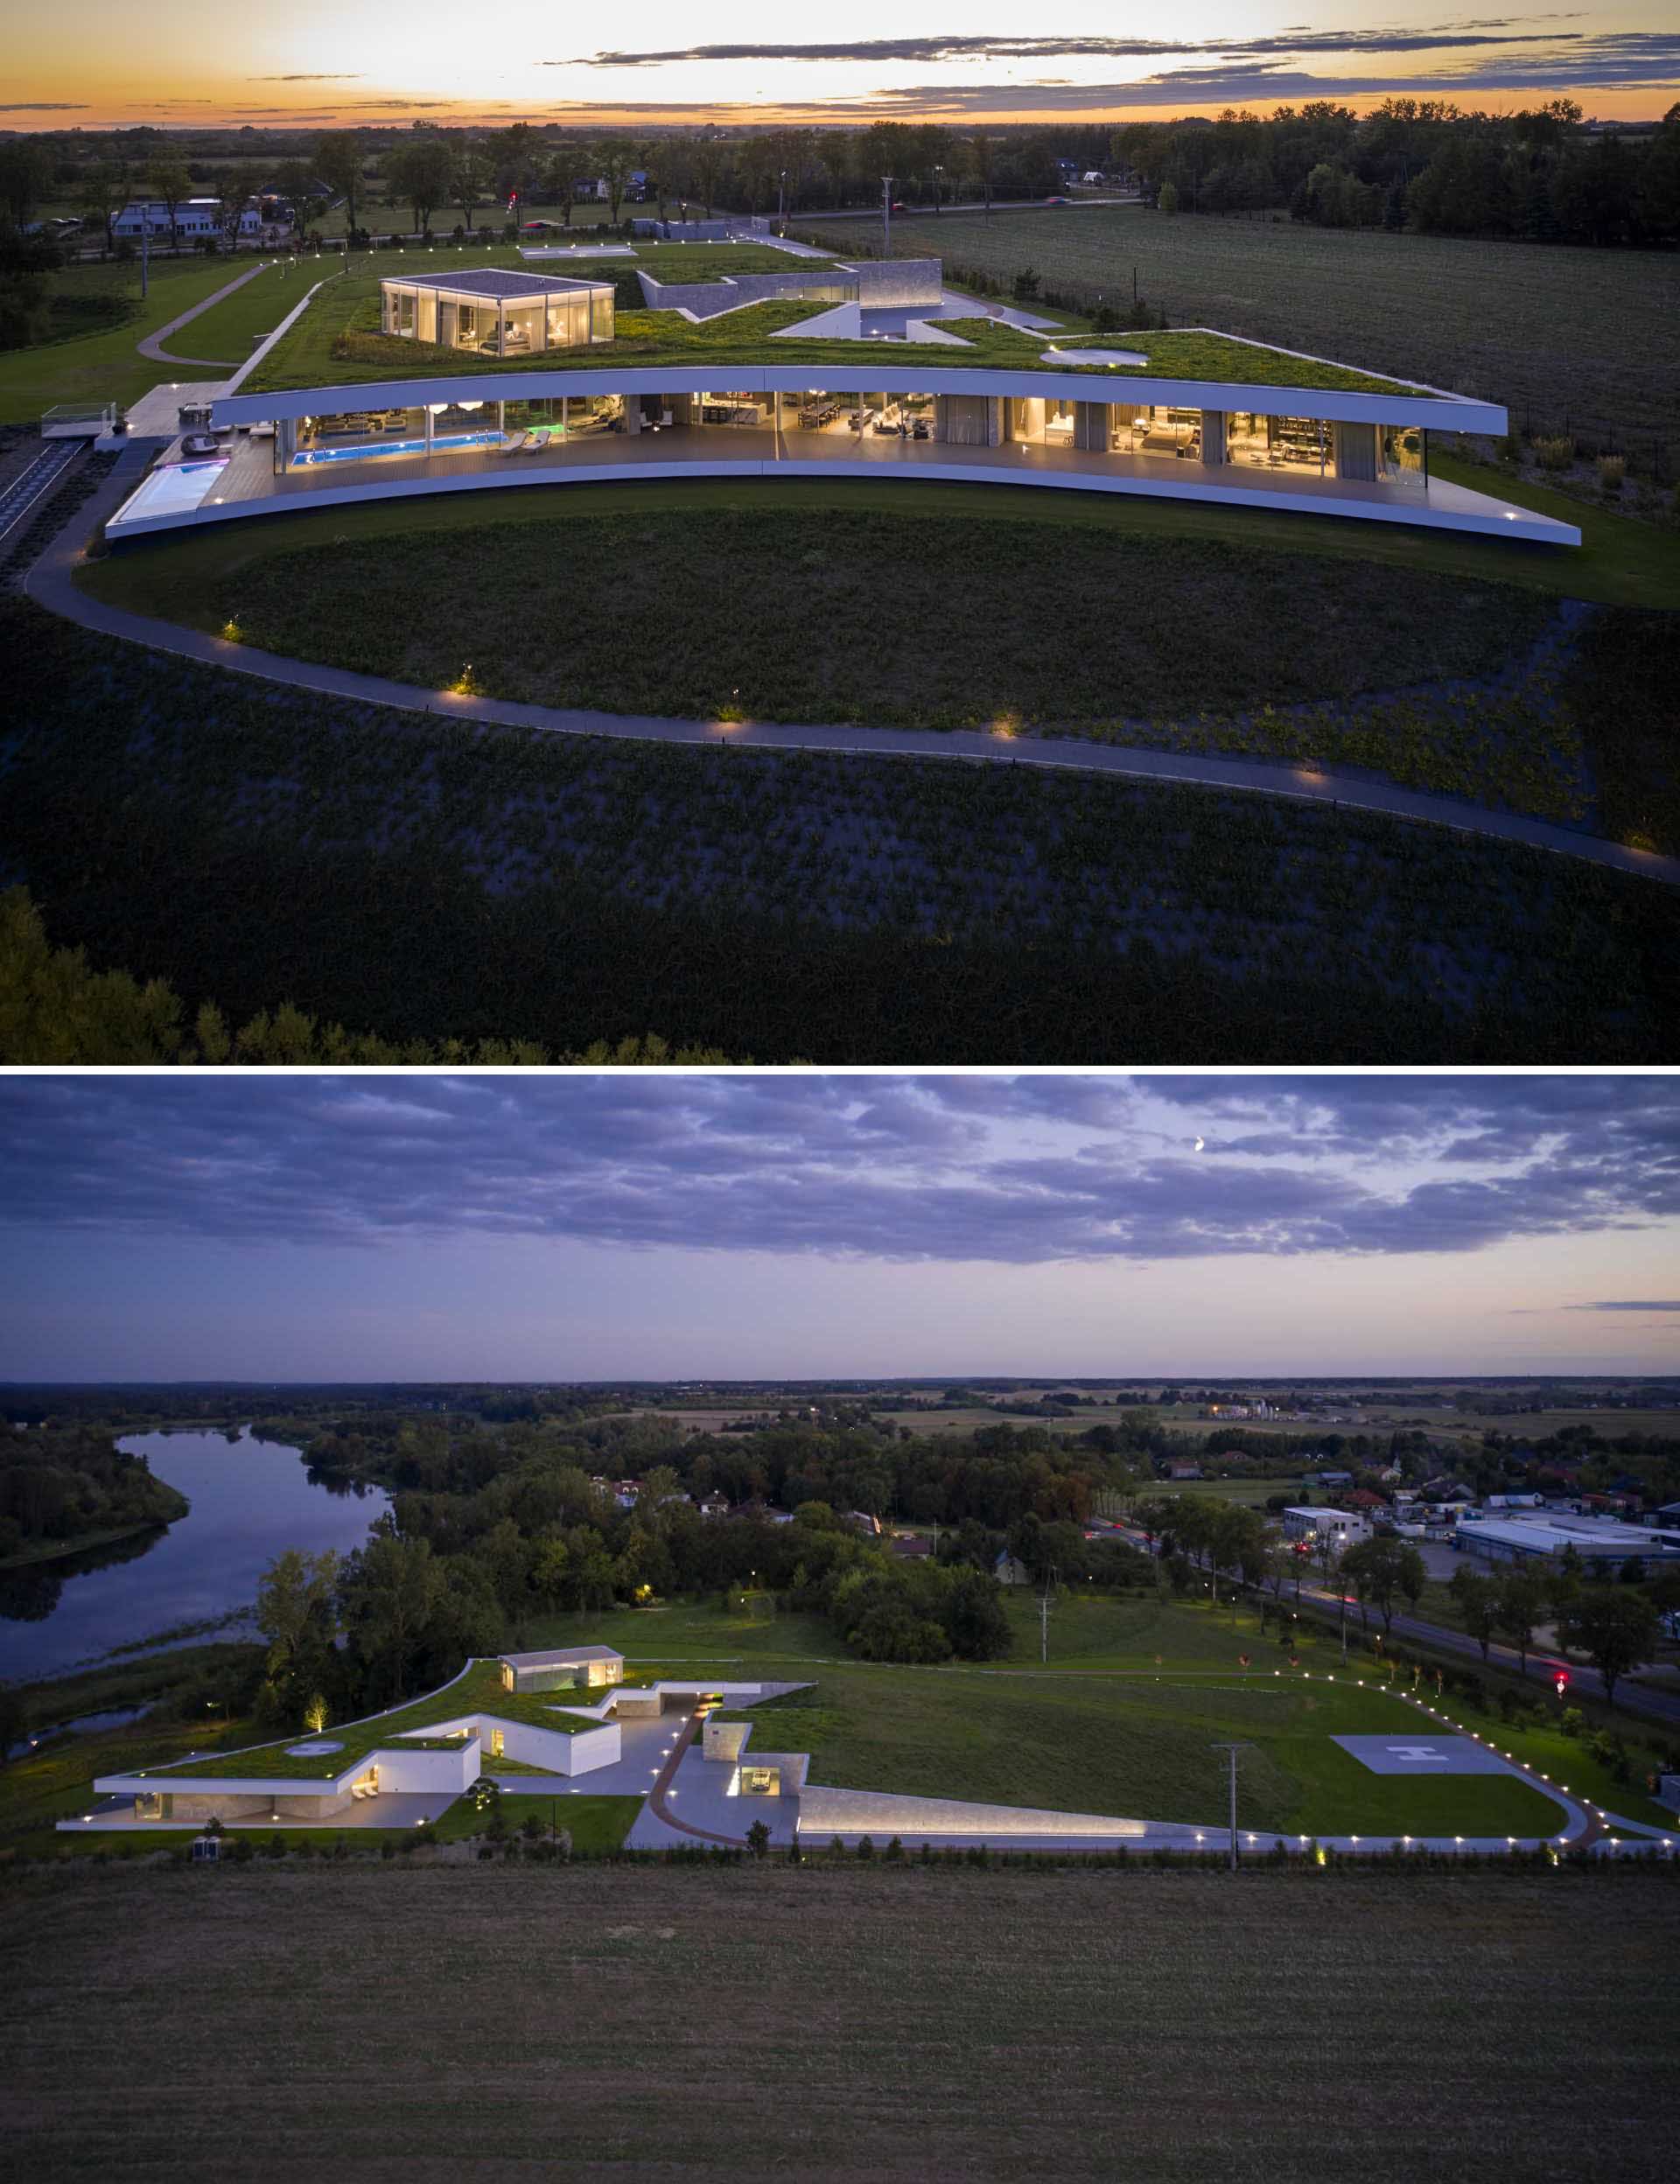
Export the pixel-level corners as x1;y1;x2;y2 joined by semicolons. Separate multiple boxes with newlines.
0;1427;189;1563
1121;98;1680;246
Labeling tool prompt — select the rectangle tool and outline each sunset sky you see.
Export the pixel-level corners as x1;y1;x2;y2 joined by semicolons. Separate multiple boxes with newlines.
4;2;1678;131
1;1074;1676;1381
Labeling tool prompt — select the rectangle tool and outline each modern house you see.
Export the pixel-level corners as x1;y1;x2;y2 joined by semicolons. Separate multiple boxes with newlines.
65;1645;788;1832
98;248;1582;547
379;269;616;354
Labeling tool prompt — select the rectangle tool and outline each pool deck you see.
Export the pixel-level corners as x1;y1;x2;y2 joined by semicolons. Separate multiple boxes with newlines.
104;414;1580;546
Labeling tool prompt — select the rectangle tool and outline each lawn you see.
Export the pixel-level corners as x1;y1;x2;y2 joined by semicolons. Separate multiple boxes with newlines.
0;256;242;426
243;248;1427;396
84;501;1558;734
515;1594;1560;1837
139;1659;648;1780
8;593;1679;1064
159;261;303;367
428;1793;642;1852
8;1865;1676;2184
813;205;1680;452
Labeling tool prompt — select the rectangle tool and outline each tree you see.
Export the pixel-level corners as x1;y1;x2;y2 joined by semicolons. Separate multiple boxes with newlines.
255;1547;341;1715
745;1816;771;1858
0;140;51;228
1558;1587;1660;1709
337;1526;448;1703
593;138;637;225
942;1567;1012;1660
313;131;366;239
147;159;192;249
1340;1537;1425;1635
451;138;494;234
385;134;452;238
1494;1565;1548;1677
0;1681;24;1767
80;160;131;256
971;130;996;212
1449;1565;1499;1662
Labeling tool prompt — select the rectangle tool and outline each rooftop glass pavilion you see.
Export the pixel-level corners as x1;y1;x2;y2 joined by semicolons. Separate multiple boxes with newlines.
380;268;615;356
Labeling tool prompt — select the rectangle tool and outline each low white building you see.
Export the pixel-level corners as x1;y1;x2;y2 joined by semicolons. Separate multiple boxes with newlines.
112;199;262;242
1454;1511;1680;1572
1282;1507;1373;1558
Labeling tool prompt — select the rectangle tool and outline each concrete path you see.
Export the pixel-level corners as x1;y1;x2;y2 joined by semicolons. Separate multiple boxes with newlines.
138;262;271;368
25;467;1680;888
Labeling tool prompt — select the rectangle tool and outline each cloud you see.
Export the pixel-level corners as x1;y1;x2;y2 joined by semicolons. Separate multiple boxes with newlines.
248;74;367;82
560;25;1593;68
0;102;86;111
0;1076;1674;1270
1565;1299;1680;1312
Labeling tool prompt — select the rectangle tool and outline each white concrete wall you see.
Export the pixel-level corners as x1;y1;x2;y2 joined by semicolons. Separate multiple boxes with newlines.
213;363;1507;437
374;1740;478;1794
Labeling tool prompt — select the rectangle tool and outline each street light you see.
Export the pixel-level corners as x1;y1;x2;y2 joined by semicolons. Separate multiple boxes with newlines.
881;176;894;260
1209;1742;1252;1872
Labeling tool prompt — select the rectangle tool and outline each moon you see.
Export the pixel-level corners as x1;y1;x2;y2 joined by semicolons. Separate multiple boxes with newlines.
1193;1137;1205;1152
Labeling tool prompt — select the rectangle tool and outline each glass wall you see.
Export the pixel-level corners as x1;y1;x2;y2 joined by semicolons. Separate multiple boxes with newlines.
1381;423;1428;496
1107;404;1204;458
1224;413;1330;474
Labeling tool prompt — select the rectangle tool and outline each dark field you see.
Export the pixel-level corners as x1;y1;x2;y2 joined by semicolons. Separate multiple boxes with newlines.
117;508;1556;730
4;1863;1676;2182
817;205;1680;455
7;598;1679;1064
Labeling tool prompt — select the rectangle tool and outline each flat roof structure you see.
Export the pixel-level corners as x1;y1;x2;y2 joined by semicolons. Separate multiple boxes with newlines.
388;268;614;303
93;252;1581;548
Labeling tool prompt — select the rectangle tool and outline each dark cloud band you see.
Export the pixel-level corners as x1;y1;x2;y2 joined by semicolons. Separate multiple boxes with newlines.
0;1076;1674;1270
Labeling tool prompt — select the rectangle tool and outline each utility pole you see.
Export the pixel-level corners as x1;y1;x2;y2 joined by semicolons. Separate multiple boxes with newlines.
881;175;893;259
777;168;787;233
1209;1742;1250;1872
1039;1565;1057;1664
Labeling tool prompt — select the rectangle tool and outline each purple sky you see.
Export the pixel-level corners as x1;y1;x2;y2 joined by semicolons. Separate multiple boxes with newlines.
1;1073;1676;1379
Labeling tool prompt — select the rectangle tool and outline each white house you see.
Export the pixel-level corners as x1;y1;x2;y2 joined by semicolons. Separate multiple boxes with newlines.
112;199;262;242
1281;1507;1373;1558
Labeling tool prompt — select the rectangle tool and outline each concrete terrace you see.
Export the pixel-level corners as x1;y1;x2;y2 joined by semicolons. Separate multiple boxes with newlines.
107;417;1577;547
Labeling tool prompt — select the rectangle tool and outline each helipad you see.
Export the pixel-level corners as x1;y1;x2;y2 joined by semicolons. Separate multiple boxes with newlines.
1334;1734;1512;1775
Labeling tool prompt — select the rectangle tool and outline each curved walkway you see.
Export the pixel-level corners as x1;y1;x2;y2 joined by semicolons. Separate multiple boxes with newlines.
138;262;270;368
26;470;1680;887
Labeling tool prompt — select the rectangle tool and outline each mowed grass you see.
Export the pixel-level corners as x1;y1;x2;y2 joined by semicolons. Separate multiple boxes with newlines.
818;206;1680;450
520;1595;1560;1837
88;503;1555;727
6;1864;1676;2184
158;260;300;365
0;256;242;424
428;1793;642;1851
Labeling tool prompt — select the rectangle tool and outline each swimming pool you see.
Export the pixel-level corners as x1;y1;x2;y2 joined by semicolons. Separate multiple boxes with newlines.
293;429;505;466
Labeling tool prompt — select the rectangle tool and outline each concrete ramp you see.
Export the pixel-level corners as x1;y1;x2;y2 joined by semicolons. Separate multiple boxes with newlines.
798;1783;1166;1848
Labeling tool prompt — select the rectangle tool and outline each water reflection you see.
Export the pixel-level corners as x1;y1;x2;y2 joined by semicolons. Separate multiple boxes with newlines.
2;1426;391;1678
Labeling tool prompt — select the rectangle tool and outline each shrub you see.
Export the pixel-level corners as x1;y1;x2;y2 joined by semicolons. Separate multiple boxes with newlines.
263;1831;286;1860
1535;435;1574;471
856;1834;874;1860
745;1818;771;1858
1598;453;1626;491
229;1836;255;1863
884;1835;904;1862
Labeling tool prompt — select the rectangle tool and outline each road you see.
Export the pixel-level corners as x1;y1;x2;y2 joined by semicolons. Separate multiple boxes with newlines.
1108;1524;1680;1732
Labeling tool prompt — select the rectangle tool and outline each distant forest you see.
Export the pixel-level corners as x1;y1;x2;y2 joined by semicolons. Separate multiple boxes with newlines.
2;102;1675;258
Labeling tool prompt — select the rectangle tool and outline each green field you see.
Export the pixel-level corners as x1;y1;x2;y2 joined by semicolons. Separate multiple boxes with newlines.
10;591;1679;1064
6;1864;1676;2183
518;1595;1558;1838
157;260;302;365
0;257;242;425
815;205;1680;452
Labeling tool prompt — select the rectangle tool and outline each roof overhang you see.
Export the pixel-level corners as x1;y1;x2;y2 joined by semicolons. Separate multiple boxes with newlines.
214;366;1505;436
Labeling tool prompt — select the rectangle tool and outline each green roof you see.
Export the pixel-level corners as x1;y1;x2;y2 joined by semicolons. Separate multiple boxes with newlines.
244;256;1421;401
136;1660;645;1781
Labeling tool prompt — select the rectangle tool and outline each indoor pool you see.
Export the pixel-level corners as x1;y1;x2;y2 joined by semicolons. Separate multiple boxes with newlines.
293;429;505;466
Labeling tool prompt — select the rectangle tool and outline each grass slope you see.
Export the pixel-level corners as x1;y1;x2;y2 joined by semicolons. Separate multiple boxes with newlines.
87;503;1555;727
816;206;1680;450
0;258;242;425
7;596;1678;1063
